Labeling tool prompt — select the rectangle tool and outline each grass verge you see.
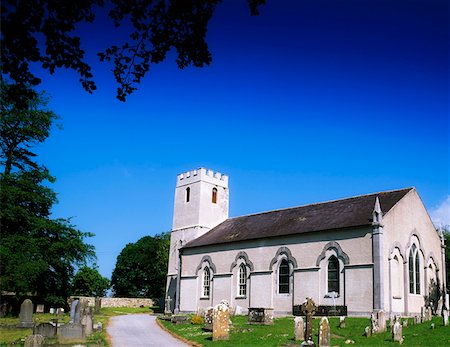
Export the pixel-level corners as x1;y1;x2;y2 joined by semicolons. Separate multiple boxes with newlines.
159;315;449;347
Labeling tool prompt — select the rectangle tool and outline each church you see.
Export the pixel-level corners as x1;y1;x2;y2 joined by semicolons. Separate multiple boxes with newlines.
166;168;446;316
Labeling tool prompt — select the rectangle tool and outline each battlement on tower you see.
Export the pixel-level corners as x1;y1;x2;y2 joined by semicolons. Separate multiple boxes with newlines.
176;168;228;187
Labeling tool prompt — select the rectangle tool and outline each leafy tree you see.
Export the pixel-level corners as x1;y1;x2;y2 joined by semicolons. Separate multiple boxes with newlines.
72;266;110;297
442;226;450;292
1;0;265;101
0;83;95;307
111;233;170;299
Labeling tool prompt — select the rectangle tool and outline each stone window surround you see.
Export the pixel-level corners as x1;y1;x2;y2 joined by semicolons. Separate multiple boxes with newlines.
269;247;298;295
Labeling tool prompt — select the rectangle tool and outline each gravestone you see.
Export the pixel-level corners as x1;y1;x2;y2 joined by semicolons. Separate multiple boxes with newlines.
318;317;331;347
81;307;93;336
420;306;426;322
49;308;55;314
24;334;44;347
70;299;79;323
212;302;230;341
94;297;101;314
204;307;214;331
294;316;305;341
425;307;432;321
443;309;449;326
248;308;274;325
370;313;379;333
18;299;34;328
56;308;64;316
197;307;205;317
234;305;244;316
165;296;172;315
377;310;386;332
171;315;189;324
392;321;403;343
414;315;421;324
59;322;84;341
94;321;103;332
300;297;318;344
364;326;371;337
402;319;407;327
34;323;56;337
339;316;346;328
35;304;44;313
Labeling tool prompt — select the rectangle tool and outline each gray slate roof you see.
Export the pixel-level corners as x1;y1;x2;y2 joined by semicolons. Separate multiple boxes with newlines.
183;187;413;249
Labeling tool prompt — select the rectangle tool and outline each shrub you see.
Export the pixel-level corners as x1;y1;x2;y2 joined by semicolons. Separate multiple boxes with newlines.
191;315;204;325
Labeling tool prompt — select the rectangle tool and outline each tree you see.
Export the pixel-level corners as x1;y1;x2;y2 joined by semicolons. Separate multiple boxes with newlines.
1;0;265;101
442;226;450;292
0;83;95;307
72;266;110;297
111;233;170;299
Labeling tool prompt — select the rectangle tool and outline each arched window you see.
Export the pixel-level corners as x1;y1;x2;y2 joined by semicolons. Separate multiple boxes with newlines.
328;256;339;293
212;187;217;204
409;244;421;294
203;267;211;297
185;187;190;203
279;259;290;294
238;264;247;297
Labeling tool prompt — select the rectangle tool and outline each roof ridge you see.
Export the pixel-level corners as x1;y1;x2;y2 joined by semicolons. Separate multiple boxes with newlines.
226;187;415;220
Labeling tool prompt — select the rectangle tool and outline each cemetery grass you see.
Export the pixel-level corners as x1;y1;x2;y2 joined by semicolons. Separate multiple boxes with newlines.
0;307;153;346
159;315;449;347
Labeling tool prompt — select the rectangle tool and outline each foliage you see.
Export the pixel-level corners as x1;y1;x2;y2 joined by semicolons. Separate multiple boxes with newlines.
190;314;204;325
1;0;266;101
160;315;450;347
111;233;170;298
0;83;95;307
72;266;110;297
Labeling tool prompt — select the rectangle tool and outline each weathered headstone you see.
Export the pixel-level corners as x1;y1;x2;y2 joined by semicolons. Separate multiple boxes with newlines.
420;306;426;322
392;321;403;344
35;304;44;313
197;306;205;317
18;299;34;328
248;308;274;325
234;305;244;316
70;299;79;323
165;296;172;315
300;297;318;344
59;322;84;341
443;309;449;326
56;307;64;316
318;317;331;347
24;334;44;347
425;307;433;321
430;323;435;329
81;307;93;336
93;321;103;332
339;316;346;329
204;307;214;331
34;323;56;337
402;319;408;327
94;297;101;314
49;308;56;314
294;316;305;341
212;302;230;341
414;315;421;324
370;313;379;334
364;326;371;337
376;310;386;332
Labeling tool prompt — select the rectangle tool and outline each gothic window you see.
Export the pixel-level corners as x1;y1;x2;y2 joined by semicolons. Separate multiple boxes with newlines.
409;244;421;294
203;267;211;297
186;187;190;203
279;259;290;294
238;264;247;297
327;256;339;293
212;187;217;204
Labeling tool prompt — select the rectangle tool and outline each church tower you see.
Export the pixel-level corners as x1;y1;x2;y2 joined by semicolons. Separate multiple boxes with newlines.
166;168;229;310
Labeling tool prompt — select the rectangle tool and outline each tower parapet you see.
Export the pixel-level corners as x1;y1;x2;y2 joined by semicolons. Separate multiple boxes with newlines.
176;168;228;187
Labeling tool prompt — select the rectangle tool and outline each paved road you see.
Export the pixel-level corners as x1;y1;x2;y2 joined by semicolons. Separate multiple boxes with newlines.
107;314;189;347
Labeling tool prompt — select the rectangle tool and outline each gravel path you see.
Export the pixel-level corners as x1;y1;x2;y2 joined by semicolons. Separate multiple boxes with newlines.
107;314;189;347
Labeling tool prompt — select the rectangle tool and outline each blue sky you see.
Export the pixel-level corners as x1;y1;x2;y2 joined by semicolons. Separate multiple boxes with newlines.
33;0;448;279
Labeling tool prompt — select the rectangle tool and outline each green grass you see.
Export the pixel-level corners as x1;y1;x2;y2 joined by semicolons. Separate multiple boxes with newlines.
0;306;154;347
159;315;450;347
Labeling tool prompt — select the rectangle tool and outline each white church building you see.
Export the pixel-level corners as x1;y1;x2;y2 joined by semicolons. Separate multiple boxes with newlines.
166;168;446;316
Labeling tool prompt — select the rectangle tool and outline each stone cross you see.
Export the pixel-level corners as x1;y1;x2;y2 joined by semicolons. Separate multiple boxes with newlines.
318;317;331;347
212;302;230;341
18;299;34;328
165;296;172;315
300;297;317;343
294;316;305;341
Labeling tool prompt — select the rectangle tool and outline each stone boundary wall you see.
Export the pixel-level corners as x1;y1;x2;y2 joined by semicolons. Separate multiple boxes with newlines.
70;296;154;308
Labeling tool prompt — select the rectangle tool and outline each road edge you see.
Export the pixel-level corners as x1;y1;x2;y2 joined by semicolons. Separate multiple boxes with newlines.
155;317;203;347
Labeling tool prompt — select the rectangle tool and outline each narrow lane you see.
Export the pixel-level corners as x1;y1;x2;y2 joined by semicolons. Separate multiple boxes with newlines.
107;314;189;347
